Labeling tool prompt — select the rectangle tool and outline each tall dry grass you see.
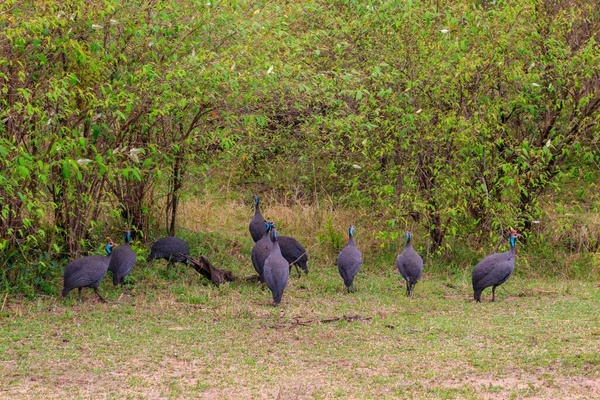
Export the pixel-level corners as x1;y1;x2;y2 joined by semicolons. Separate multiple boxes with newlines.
174;189;600;279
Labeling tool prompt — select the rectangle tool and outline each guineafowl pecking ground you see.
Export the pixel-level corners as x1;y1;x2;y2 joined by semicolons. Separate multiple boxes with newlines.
278;235;309;277
62;240;115;302
337;225;363;293
396;232;423;297
252;218;308;278
109;231;137;286
263;228;290;306
472;229;520;302
146;236;190;267
251;221;274;281
249;195;266;243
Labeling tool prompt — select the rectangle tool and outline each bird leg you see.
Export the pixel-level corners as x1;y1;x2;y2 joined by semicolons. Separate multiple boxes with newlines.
491;285;497;302
77;288;83;302
94;288;107;303
294;264;301;278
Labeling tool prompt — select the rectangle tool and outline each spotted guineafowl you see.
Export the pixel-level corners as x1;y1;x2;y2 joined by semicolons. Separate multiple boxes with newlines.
472;229;520;302
249;195;266;243
251;221;274;281
396;232;423;297
146;236;190;267
263;228;290;306
108;231;137;286
62;240;115;302
337;225;363;293
278;235;309;277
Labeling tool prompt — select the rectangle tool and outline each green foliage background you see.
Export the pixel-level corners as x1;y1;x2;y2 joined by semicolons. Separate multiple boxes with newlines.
1;0;599;291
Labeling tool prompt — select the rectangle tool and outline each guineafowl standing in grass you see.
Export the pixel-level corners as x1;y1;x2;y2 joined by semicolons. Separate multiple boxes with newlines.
251;221;274;281
278;235;309;277
396;231;424;297
109;231;137;286
337;225;362;293
62;240;115;302
249;195;266;243
472;229;520;302
263;228;290;306
146;236;190;267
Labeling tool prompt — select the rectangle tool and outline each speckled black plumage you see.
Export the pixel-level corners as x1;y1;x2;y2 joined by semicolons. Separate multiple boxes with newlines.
472;232;519;302
108;231;136;286
146;236;190;266
337;226;362;293
249;195;266;243
278;235;309;276
62;242;114;302
396;232;423;297
263;228;290;306
251;221;274;280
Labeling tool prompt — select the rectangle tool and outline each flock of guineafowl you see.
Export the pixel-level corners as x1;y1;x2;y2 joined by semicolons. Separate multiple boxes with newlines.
62;196;520;305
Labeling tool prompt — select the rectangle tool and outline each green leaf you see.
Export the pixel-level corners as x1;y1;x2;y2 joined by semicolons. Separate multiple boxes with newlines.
62;161;70;180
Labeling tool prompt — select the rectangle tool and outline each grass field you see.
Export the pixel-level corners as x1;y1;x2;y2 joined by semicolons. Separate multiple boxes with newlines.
1;197;599;399
2;267;600;398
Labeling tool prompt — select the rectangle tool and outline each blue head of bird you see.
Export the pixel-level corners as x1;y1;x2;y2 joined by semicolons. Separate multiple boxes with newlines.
349;225;355;237
265;221;274;232
105;241;115;254
405;231;412;242
253;195;259;206
509;229;520;248
271;227;278;241
124;230;131;243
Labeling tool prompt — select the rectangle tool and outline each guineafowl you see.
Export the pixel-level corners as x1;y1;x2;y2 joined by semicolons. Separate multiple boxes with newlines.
249;195;266;243
146;236;190;267
62;240;115;302
396;232;423;297
337;225;363;293
278;235;309;277
472;229;520;302
251;221;274;281
263;228;290;306
108;231;137;286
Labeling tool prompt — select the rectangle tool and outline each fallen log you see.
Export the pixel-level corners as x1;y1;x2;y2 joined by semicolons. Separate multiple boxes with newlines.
181;254;238;287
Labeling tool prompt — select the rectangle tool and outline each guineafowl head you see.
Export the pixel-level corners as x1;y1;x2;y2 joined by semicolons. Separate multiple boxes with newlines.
265;221;274;232
509;228;520;248
349;225;355;237
405;231;412;242
253;195;259;206
124;230;131;243
105;240;115;254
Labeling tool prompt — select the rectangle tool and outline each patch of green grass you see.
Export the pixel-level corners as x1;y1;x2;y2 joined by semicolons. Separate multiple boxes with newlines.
1;260;599;398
